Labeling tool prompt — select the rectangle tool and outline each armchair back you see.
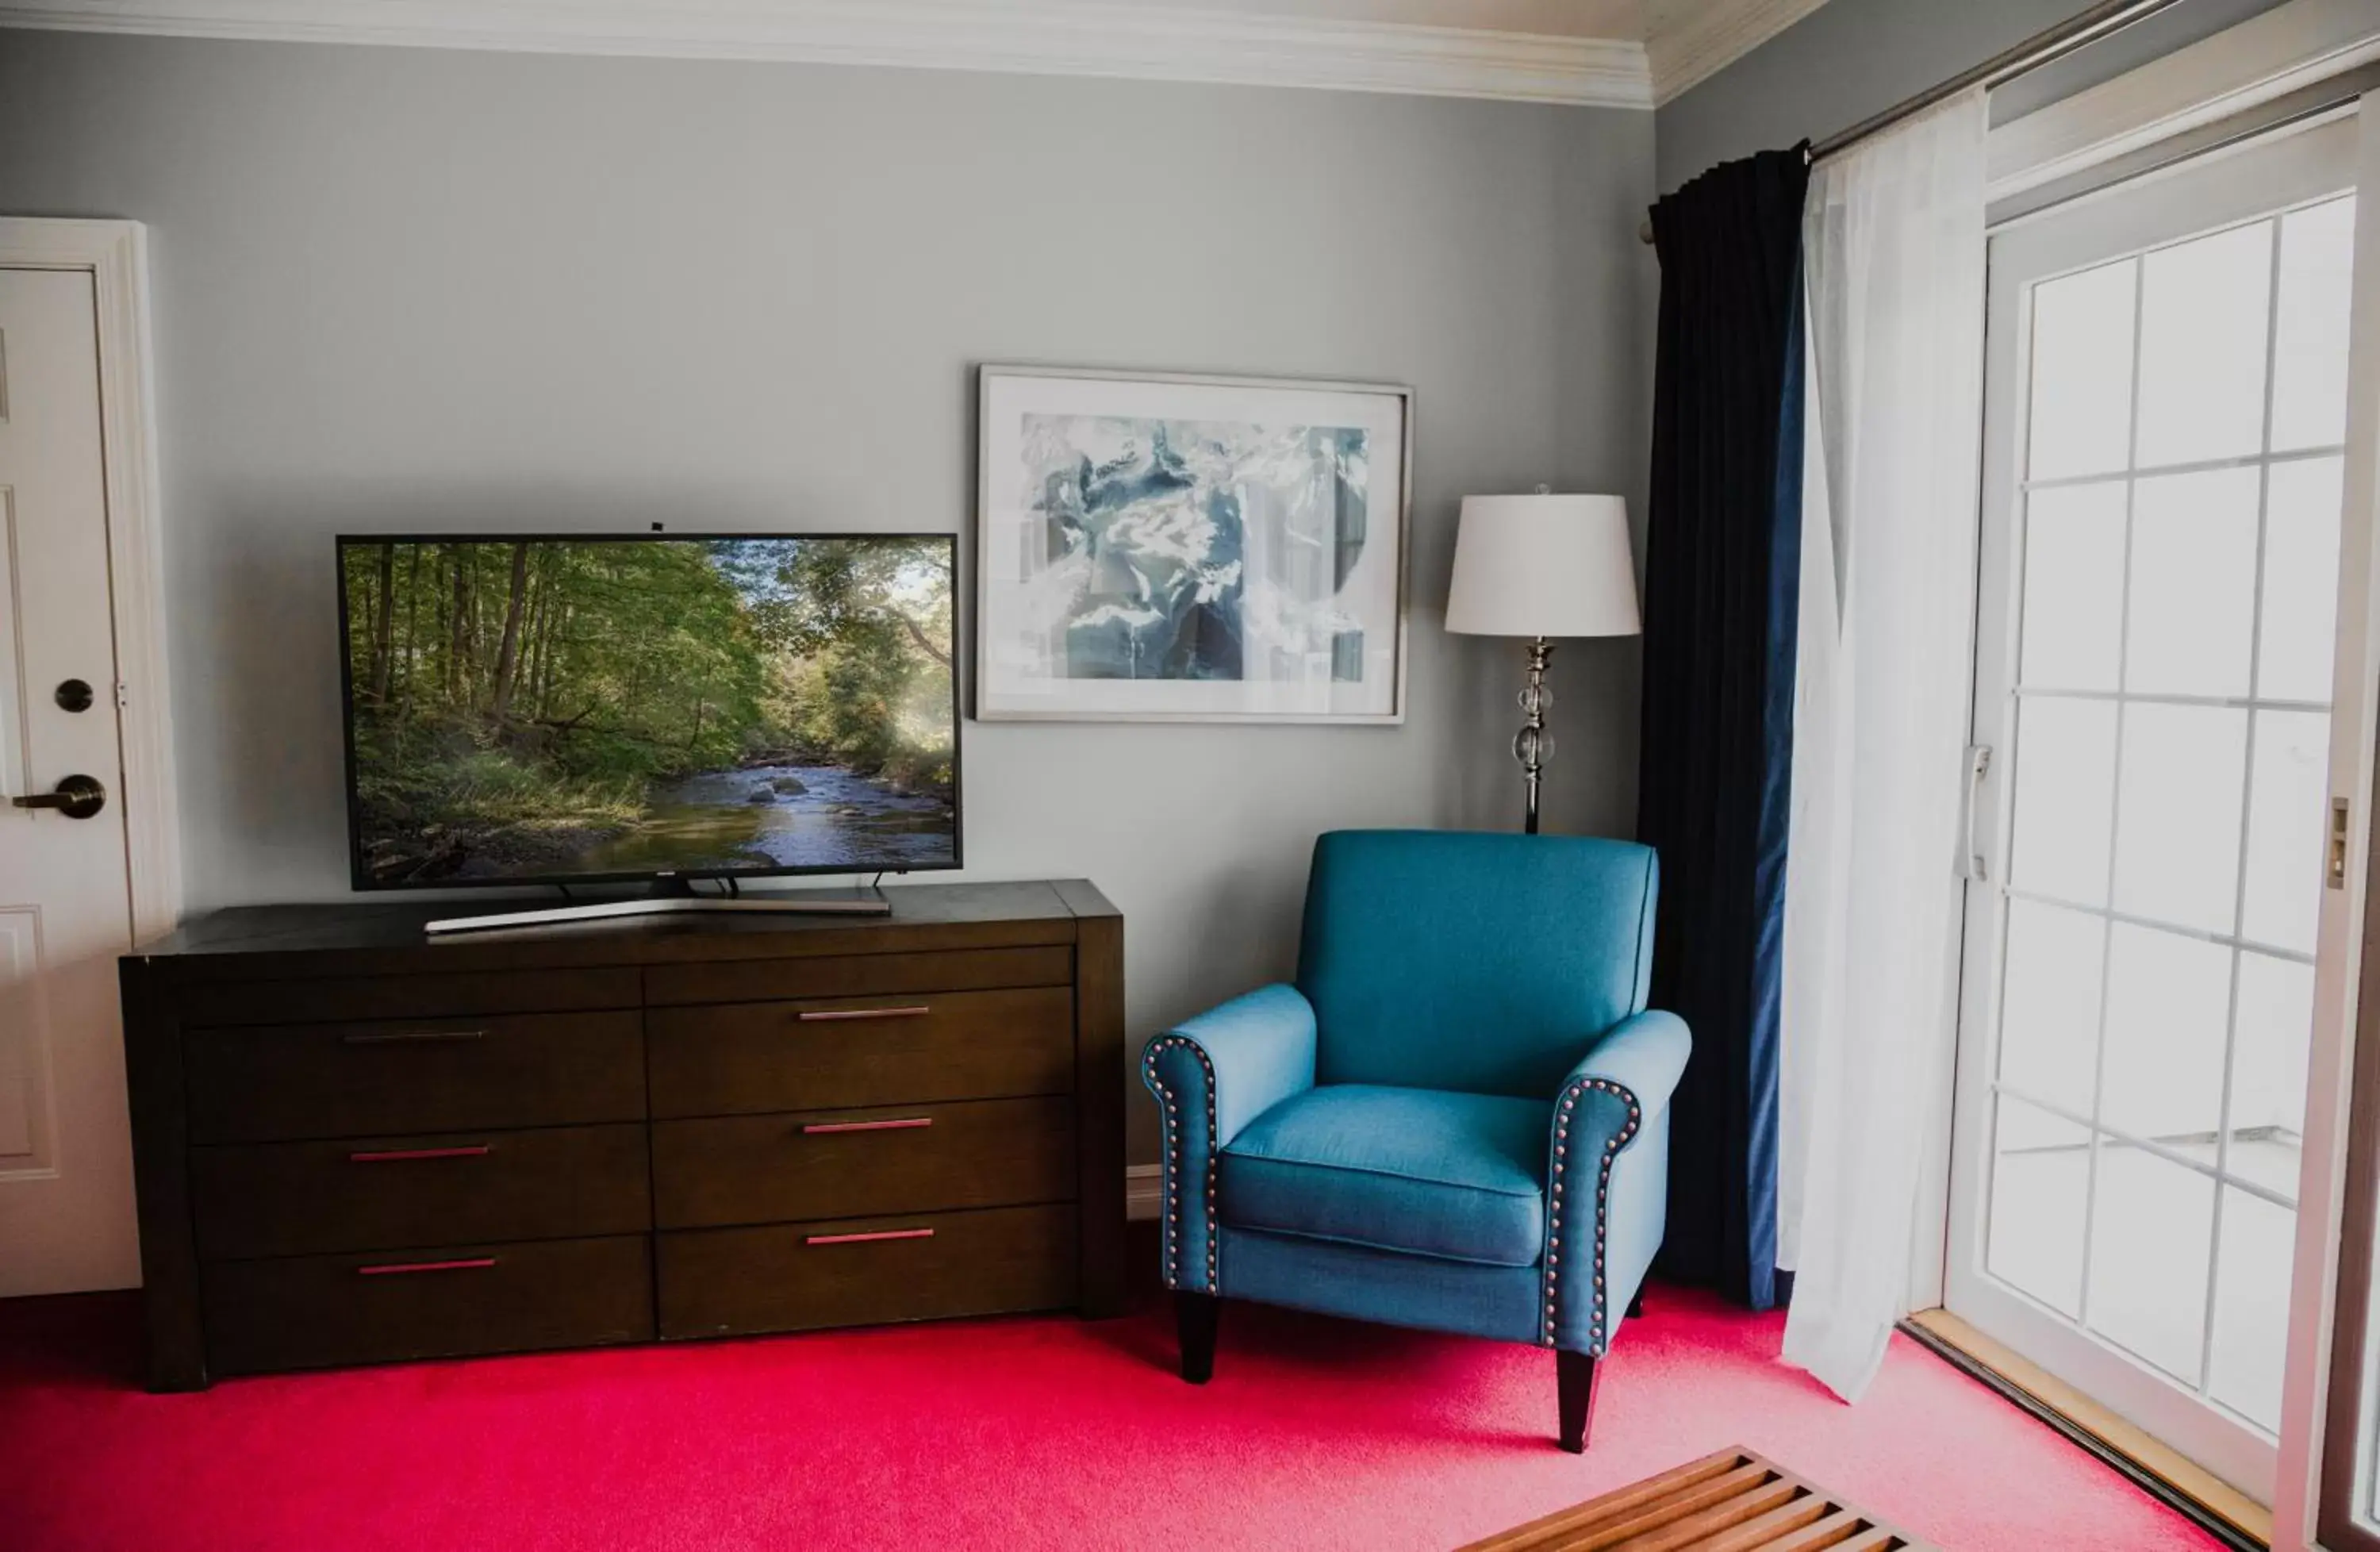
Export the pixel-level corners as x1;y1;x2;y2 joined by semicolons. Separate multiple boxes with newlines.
1296;830;1659;1098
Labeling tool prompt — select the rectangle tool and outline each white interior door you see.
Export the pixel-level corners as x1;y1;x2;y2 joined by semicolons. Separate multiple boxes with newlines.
1947;112;2367;1501
0;266;143;1296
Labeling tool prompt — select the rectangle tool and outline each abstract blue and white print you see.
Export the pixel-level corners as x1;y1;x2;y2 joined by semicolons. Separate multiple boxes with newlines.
1019;414;1368;683
978;372;1407;722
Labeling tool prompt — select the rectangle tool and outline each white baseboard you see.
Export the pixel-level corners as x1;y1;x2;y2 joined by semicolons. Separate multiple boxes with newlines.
1126;1162;1161;1223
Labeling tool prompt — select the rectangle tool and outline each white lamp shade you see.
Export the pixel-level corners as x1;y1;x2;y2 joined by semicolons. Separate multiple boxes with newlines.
1445;493;1641;638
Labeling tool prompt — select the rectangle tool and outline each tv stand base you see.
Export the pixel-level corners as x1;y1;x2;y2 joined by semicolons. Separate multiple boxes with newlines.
424;889;892;935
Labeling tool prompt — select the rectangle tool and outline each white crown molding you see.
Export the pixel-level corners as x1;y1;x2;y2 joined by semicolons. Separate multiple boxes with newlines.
1644;0;1832;107
0;0;1655;107
1987;0;2380;202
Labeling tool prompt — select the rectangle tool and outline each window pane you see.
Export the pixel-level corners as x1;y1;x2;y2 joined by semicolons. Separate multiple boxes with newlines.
2127;467;2259;697
2241;709;2329;956
2227;1132;2304;1212
2028;258;2137;481
2020;481;2126;691
2087;1139;2215;1384
2259;455;2346;702
2010;697;2118;907
2271;195;2357;454
1988;1095;2089;1316
2232;950;2313;1200
2209;1187;2296;1433
2101;924;2228;1143
1998;898;2105;1116
2113;702;2247;934
2136;220;2273;468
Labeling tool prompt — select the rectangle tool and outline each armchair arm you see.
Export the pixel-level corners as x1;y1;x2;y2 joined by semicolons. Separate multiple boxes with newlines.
1541;1009;1691;1354
1141;984;1318;1293
1557;1009;1691;1123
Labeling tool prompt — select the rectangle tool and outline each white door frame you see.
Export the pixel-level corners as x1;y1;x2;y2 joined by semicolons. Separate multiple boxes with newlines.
2275;98;2380;1552
1986;0;2380;206
1943;110;2364;1504
0;218;179;943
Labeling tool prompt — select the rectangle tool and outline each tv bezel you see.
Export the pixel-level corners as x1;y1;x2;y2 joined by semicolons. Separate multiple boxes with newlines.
335;531;965;893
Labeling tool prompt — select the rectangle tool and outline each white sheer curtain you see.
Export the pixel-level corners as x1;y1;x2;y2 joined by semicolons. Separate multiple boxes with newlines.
1778;88;1988;1403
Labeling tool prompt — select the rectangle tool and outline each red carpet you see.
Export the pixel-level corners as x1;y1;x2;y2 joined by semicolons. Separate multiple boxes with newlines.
0;1283;2220;1550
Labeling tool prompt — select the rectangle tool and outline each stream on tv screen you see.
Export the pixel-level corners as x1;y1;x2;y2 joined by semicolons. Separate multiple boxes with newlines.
341;536;958;885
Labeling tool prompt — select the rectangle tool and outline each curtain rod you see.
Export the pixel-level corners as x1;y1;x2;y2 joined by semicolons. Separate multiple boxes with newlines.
1639;0;2190;244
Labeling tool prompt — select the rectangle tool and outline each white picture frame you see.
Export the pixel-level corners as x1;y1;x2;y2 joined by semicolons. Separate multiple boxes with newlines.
974;365;1411;724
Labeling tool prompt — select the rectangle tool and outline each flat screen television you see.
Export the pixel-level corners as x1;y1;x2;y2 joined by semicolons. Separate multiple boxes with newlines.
337;533;960;901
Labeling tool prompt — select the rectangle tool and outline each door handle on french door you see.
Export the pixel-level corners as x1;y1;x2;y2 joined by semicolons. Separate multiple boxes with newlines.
1964;745;1993;881
2331;797;2351;889
11;774;106;820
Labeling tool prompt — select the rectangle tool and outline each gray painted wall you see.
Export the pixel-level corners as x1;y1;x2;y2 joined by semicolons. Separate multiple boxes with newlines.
1991;0;2290;123
0;31;1658;1159
1656;0;2091;190
1654;0;2289;194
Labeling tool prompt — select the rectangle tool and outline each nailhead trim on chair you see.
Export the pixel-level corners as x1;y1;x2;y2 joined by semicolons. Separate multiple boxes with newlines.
1544;1077;1642;1354
1140;1035;1219;1293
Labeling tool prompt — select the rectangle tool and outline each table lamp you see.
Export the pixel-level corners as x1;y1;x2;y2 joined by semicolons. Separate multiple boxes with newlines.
1445;491;1641;834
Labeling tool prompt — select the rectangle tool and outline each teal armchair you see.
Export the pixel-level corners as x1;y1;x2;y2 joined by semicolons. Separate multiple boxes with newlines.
1142;830;1689;1451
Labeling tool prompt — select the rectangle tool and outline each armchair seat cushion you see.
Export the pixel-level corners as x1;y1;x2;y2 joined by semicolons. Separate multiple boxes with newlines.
1216;1085;1549;1268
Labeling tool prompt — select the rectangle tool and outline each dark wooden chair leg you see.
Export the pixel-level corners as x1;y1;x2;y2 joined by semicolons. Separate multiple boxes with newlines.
1557;1349;1599;1454
1627;1290;1645;1320
1176;1291;1219;1385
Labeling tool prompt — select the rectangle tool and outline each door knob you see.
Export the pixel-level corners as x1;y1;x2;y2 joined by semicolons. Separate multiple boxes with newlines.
12;774;107;819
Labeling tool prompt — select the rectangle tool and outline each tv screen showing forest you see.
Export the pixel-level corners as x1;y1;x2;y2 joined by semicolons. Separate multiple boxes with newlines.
338;535;959;887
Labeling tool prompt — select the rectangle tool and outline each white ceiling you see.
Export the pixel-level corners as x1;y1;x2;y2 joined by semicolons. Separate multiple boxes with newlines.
0;0;1836;106
1640;0;1837;100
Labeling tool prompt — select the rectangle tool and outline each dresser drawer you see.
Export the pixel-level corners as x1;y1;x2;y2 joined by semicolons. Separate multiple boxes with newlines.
646;987;1073;1118
645;946;1071;1007
653;1097;1072;1229
192;1123;651;1260
657;1204;1075;1339
202;1235;654;1375
186;1011;646;1144
178;969;640;1026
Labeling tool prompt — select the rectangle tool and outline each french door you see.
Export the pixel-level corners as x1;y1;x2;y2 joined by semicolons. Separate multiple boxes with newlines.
1947;113;2367;1500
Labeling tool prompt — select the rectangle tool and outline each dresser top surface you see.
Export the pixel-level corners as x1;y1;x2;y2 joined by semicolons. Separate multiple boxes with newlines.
128;880;1115;980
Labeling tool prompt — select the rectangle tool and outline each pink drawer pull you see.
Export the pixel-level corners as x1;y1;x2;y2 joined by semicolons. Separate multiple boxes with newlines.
804;1228;935;1247
796;1005;929;1023
348;1145;492;1163
355;1257;497;1277
800;1117;932;1135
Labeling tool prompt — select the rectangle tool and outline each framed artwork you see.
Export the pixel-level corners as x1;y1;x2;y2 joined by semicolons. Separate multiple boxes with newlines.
974;366;1411;723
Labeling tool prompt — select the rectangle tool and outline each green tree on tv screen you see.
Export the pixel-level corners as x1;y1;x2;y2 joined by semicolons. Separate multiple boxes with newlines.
342;536;956;884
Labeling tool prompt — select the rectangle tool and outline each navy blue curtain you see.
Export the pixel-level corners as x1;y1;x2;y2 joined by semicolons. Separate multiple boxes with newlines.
1637;146;1810;1313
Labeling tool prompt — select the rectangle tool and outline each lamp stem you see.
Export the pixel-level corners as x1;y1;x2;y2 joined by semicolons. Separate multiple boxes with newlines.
1517;636;1553;836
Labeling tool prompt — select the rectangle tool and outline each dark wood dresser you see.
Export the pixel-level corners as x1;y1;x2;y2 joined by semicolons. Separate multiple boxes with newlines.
118;881;1124;1390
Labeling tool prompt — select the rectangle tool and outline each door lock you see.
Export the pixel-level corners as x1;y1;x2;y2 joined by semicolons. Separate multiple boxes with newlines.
12;774;106;820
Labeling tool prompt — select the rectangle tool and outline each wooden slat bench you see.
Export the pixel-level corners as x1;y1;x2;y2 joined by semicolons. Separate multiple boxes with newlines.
1460;1445;1933;1551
